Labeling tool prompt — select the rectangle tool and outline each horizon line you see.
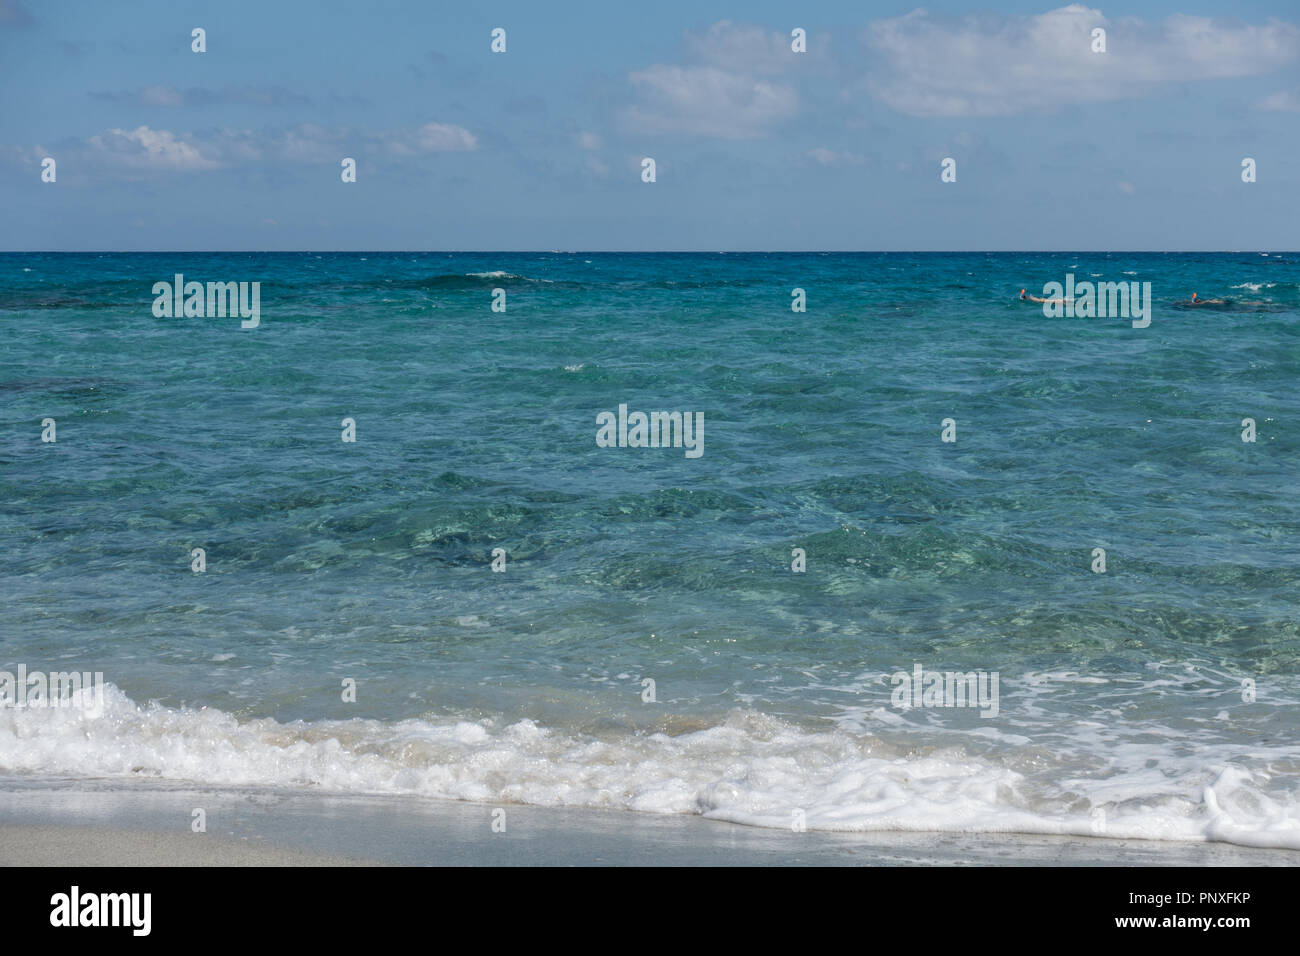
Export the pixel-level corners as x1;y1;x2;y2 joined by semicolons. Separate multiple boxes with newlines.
1;249;1294;255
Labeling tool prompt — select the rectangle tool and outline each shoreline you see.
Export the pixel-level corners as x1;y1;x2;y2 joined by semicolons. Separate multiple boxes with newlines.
1;778;1296;866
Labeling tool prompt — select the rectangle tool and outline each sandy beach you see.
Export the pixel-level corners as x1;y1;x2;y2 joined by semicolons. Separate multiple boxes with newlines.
2;778;1295;867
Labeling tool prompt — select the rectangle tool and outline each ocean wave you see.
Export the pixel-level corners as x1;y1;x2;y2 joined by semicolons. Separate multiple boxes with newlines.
395;272;566;290
2;684;1296;849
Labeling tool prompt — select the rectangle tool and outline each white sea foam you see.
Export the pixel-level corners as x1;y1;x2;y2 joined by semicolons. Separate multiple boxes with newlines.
465;271;554;282
467;271;515;278
1;684;1297;849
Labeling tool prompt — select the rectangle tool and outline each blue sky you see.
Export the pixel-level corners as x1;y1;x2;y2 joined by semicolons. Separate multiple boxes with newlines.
2;0;1298;250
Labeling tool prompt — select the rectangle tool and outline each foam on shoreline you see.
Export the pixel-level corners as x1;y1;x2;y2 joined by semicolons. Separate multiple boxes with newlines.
3;684;1298;851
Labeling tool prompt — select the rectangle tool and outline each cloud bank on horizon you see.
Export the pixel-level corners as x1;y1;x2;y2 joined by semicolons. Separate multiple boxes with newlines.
1;1;1297;250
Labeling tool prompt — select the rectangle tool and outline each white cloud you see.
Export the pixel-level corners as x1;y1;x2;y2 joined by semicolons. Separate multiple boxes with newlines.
372;121;478;156
1255;89;1300;111
268;121;476;159
30;117;478;179
681;20;797;75
617;21;800;139
412;122;477;152
866;5;1300;117
620;64;797;139
81;120;477;172
88;126;218;170
269;123;338;160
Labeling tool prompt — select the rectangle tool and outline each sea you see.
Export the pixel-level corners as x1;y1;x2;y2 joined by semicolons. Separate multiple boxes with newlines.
2;251;1298;849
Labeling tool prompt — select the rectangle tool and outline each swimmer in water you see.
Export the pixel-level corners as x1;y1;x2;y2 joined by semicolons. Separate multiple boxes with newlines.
1019;288;1071;306
1189;290;1271;309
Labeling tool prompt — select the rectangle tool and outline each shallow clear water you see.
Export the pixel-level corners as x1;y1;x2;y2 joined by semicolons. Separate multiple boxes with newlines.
2;251;1298;846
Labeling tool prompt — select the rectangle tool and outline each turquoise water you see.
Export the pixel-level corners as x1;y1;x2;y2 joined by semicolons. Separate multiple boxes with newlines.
2;252;1299;844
